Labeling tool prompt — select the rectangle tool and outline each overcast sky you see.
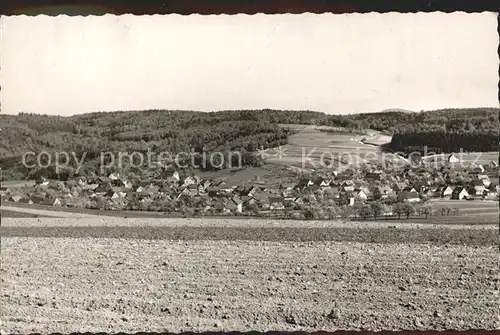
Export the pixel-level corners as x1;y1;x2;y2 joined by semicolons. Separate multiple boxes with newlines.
1;13;498;116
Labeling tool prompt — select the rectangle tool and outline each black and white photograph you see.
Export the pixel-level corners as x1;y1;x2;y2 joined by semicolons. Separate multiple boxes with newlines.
0;12;499;333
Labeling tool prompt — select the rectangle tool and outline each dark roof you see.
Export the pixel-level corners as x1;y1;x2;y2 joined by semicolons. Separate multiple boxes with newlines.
471;179;485;186
297;178;311;185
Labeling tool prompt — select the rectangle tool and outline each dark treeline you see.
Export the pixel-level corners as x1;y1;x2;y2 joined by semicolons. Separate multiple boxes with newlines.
0;108;498;180
390;130;499;154
384;108;499;154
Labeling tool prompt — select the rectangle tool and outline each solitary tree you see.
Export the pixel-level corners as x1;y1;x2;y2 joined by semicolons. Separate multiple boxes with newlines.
401;202;415;220
393;203;404;219
370;201;385;221
419;203;434;219
359;205;372;220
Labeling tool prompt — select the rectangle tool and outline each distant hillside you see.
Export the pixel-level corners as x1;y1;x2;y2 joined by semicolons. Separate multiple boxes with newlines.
0;107;498;180
379;108;416;114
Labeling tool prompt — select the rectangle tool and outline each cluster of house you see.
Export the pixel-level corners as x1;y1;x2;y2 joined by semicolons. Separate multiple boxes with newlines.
2;155;499;215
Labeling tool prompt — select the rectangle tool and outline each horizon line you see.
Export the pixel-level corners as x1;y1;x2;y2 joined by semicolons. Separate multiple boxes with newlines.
2;106;499;118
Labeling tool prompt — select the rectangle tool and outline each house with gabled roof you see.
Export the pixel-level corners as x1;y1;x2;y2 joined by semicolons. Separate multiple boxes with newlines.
471;179;486;195
438;185;454;198
447;153;460;163
451;186;469;200
353;189;368;201
225;197;243;213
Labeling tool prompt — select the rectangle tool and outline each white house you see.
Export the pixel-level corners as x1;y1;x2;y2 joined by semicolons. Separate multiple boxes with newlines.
441;186;454;198
354;189;368;201
451;187;469;200
108;172;120;180
447;154;460;163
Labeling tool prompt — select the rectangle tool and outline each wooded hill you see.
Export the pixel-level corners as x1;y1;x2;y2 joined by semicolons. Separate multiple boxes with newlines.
0;108;498;180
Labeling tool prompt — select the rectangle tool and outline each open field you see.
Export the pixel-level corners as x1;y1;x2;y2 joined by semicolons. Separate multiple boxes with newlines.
266;127;403;170
195;166;275;182
0;179;36;188
0;209;54;218
361;133;392;146
2;229;499;333
2;197;498;223
2;197;498;224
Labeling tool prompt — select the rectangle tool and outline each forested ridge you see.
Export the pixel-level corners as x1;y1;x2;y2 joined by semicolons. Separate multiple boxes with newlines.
0;108;498;180
385;108;499;154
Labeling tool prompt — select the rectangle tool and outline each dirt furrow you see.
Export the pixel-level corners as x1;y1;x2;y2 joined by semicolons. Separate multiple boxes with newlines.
2;238;498;333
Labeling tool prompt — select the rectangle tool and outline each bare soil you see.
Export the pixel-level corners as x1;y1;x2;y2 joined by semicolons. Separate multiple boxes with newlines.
2;234;500;333
1;217;499;333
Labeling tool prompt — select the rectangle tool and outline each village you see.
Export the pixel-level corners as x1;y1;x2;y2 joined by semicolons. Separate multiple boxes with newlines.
2;153;499;220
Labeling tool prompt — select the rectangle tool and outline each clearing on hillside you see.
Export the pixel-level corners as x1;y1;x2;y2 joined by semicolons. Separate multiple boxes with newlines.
267;126;401;170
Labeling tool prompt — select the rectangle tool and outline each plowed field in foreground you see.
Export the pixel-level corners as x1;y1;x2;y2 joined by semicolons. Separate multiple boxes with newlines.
1;219;499;333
